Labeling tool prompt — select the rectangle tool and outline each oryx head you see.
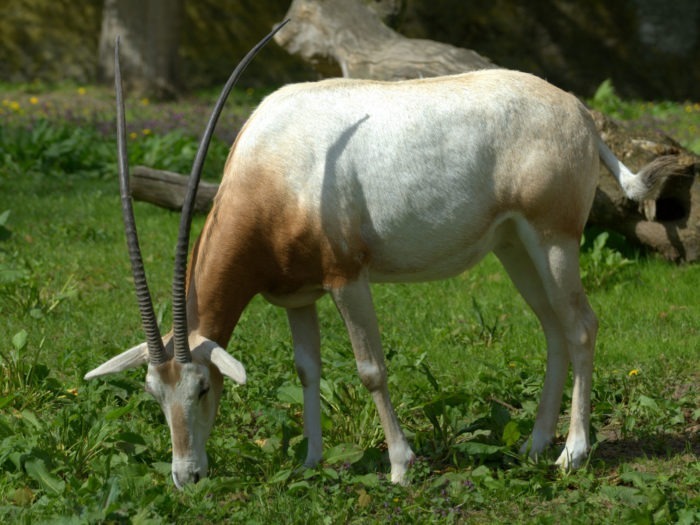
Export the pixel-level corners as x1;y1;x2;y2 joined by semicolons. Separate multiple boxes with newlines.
84;23;287;489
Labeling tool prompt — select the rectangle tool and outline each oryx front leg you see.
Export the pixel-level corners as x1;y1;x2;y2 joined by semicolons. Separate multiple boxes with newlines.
287;304;323;468
331;277;415;484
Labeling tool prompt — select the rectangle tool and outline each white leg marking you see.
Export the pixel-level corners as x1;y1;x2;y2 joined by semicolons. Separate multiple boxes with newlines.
331;276;415;484
287;304;323;467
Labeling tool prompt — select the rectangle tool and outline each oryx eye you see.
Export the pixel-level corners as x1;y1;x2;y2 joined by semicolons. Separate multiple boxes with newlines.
198;382;210;399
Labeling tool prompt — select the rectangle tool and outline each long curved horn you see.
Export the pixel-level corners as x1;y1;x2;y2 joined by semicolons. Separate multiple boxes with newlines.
171;20;290;364
115;36;168;366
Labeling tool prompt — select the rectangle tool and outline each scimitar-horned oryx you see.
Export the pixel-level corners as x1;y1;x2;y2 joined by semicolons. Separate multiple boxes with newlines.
85;24;676;488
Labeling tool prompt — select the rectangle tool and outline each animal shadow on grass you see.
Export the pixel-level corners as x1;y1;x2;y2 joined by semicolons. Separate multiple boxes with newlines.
592;428;699;469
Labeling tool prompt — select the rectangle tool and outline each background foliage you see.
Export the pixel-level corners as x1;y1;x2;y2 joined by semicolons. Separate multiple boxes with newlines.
0;0;101;84
2;0;699;99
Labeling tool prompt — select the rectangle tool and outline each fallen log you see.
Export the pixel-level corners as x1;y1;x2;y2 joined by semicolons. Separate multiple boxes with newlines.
130;166;218;213
588;111;699;262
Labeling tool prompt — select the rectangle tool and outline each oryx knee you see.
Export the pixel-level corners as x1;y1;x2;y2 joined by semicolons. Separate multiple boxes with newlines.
356;361;386;392
563;295;598;348
575;311;598;348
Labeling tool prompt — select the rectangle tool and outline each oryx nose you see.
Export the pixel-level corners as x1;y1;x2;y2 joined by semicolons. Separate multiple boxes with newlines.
173;469;202;489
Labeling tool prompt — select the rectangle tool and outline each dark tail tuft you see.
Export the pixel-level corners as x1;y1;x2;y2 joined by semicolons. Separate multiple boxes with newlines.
636;155;689;201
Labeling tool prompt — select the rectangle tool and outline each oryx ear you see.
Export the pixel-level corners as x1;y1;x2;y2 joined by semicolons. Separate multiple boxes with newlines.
209;346;247;385
84;342;149;380
190;336;247;385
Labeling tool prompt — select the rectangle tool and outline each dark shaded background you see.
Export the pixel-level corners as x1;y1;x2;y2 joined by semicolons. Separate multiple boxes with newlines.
1;0;698;100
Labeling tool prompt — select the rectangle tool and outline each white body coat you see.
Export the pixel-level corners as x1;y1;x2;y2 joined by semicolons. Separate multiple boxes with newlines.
233;71;598;285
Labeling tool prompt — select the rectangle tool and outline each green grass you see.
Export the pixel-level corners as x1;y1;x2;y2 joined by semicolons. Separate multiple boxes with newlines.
0;83;698;524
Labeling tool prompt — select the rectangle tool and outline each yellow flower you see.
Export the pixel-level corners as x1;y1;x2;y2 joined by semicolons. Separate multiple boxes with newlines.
77;87;86;96
140;97;150;106
129;131;138;140
66;387;78;396
29;96;39;105
628;369;639;377
142;128;151;135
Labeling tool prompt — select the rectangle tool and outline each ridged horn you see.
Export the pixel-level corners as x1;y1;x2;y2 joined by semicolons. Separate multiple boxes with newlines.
171;20;290;364
115;36;168;366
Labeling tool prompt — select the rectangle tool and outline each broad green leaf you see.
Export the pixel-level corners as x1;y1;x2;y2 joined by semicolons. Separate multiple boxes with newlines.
455;441;502;457
151;462;172;476
502;420;521;447
276;384;303;405
325;443;365;465
268;468;293;484
19;410;42;430
288;480;310;492
620;470;657;488
350;473;380;487
12;330;28;351
24;458;65;495
321;467;339;480
104;399;137;420
600;484;645;505
101;476;122;517
637;395;659;411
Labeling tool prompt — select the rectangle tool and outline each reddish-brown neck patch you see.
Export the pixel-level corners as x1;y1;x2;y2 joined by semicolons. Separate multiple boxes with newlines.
186;157;369;346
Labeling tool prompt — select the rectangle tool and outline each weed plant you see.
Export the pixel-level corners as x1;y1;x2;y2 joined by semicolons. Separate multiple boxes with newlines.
0;83;698;524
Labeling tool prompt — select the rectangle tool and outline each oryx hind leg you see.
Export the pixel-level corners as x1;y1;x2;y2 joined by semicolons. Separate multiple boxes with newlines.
330;275;415;484
496;219;597;468
495;223;569;459
544;237;597;469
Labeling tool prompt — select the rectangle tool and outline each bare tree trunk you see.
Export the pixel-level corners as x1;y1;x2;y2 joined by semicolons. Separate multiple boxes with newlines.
130;166;218;214
99;0;183;99
273;0;494;79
